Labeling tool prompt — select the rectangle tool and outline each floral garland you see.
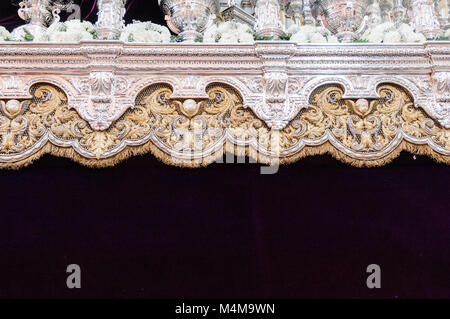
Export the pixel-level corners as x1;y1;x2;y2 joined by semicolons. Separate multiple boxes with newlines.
203;21;254;44
0;19;447;44
0;26;11;41
119;21;171;43
287;25;339;43
36;20;98;42
361;22;426;43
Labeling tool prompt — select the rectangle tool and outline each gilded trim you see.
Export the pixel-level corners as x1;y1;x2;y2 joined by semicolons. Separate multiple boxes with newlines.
0;82;448;169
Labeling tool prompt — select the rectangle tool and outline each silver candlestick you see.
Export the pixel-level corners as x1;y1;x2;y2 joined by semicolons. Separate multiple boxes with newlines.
254;0;284;38
379;0;392;23
96;0;128;40
407;0;441;38
393;0;407;22
303;0;315;25
287;0;304;26
367;0;383;27
433;0;449;32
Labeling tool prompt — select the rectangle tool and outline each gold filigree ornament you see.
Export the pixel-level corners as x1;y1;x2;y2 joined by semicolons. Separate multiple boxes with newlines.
0;82;448;169
280;84;450;166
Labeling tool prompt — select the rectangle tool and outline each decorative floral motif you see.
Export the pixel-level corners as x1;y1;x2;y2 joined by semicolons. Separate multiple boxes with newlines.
119;21;171;43
282;84;450;155
203;21;254;44
0;85;80;153
287;25;339;43
361;22;426;43
0;83;267;165
117;83;266;156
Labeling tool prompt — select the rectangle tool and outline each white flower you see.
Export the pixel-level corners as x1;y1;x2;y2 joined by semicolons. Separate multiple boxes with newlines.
366;30;384;43
299;25;316;35
43;20;97;42
361;28;371;39
204;24;219;42
0;26;12;41
238;32;254;43
218;32;240;43
383;31;402;43
409;32;426;43
286;24;300;35
290;31;308;43
289;25;339;43
375;22;394;34
217;22;232;34
398;23;425;43
315;26;333;37
398;23;414;36
204;21;254;44
328;35;339;43
310;32;326;43
362;22;425;43
120;21;171;43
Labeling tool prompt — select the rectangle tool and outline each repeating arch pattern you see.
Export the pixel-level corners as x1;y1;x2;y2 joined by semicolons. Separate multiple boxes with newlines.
0;81;448;169
280;83;450;166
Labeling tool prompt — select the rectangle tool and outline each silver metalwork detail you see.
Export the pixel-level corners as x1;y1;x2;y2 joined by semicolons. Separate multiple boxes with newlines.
160;0;220;42
254;0;284;38
96;0;128;40
11;0;72;40
408;0;441;39
317;0;370;42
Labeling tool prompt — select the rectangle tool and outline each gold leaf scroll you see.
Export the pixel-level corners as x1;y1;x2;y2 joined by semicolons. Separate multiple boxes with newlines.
281;84;450;166
0;83;448;169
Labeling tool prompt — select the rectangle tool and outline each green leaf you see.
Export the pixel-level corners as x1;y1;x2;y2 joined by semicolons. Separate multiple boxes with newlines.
255;36;274;41
23;28;34;42
427;36;450;41
170;35;181;42
279;34;291;41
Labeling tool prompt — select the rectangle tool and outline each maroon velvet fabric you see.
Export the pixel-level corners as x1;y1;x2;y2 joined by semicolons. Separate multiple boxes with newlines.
0;153;449;298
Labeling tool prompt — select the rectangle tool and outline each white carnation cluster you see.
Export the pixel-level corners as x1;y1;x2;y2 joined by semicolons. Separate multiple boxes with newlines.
0;26;12;41
38;20;97;42
445;29;450;38
119;21;171;43
361;23;426;43
287;25;339;43
204;21;254;44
